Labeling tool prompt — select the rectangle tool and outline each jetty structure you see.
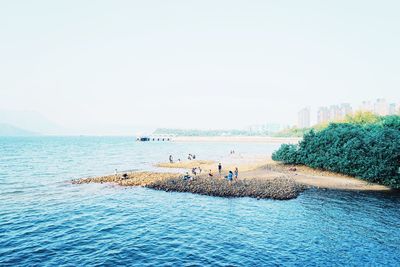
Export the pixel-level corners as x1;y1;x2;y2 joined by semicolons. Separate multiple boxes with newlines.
136;134;175;142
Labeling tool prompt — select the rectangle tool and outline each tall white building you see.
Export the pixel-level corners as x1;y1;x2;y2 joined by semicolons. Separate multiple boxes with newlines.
360;101;373;112
374;98;389;116
298;107;310;128
340;103;353;118
329;105;342;121
317;103;353;124
388;103;397;115
317;107;330;124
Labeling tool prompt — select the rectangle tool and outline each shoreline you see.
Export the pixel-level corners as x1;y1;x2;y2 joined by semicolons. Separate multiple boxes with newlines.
72;155;391;200
156;156;391;192
171;136;301;143
72;170;304;200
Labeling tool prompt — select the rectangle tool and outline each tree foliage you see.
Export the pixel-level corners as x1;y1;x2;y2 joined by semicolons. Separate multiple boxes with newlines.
344;111;380;125
272;115;400;188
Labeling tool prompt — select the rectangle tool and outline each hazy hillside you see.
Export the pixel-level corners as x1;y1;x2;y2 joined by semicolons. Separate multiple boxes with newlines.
0;110;66;135
0;123;38;136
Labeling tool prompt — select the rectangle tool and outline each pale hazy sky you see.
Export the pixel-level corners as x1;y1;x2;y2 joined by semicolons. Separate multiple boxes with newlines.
1;1;399;134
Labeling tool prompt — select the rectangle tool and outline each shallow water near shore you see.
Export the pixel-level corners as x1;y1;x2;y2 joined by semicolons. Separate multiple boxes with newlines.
1;136;400;266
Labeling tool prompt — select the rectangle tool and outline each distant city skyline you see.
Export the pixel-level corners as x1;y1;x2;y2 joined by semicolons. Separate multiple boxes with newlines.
297;98;400;128
317;103;352;125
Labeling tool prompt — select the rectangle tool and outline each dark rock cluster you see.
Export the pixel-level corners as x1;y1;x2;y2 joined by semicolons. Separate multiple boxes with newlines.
72;171;305;200
146;176;304;200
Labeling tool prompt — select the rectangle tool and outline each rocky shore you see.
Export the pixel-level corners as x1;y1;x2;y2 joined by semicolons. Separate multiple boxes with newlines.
72;172;181;186
72;171;304;200
72;152;390;200
147;176;304;200
72;155;388;201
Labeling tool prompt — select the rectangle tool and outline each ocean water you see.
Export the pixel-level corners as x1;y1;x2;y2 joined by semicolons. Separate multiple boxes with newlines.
0;137;399;266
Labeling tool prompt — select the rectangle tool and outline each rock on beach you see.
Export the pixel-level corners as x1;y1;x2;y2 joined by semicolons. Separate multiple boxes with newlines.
72;171;304;200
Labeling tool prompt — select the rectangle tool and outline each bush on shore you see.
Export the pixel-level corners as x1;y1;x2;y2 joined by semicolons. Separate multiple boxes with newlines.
272;115;400;188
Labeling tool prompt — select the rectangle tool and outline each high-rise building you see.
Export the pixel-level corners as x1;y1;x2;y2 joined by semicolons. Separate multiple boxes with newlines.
298;107;310;128
360;101;373;112
329;105;342;121
316;103;353;124
389;103;397;115
340;103;353;116
374;98;389;116
317;107;330;124
340;103;352;118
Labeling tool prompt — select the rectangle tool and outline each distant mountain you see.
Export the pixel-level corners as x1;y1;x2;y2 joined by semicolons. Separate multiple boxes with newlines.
0;110;68;135
0;123;38;136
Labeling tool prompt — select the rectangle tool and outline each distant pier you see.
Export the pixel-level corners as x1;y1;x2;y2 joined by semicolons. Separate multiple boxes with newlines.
136;135;174;142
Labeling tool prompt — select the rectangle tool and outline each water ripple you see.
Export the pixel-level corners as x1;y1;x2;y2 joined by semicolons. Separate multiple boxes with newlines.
1;137;400;266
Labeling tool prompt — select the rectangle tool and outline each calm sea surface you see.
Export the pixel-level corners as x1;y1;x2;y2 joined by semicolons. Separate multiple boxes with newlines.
1;137;399;266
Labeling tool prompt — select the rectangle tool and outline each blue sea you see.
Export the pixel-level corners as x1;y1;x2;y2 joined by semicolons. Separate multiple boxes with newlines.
1;137;399;266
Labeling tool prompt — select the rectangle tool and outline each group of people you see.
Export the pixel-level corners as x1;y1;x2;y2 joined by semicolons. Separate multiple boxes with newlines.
184;164;238;182
192;166;202;175
183;166;202;181
169;155;181;163
169;153;239;182
208;163;238;181
226;169;238;181
218;163;239;181
169;154;197;164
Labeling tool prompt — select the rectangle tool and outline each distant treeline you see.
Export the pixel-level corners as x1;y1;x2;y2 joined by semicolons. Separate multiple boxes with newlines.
272;114;400;188
153;128;271;136
272;127;311;137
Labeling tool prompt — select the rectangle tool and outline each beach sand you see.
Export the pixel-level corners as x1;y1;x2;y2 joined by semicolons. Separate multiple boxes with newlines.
172;136;301;143
244;160;390;191
156;156;391;191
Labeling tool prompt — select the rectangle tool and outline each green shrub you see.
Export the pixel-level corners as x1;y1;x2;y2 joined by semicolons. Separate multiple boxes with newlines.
272;144;300;164
273;116;400;188
379;115;400;131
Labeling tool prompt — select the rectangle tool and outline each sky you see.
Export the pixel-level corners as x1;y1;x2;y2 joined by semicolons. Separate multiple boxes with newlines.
0;0;399;135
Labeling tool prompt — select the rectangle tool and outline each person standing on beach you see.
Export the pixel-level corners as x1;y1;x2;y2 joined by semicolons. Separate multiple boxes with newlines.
234;167;238;180
218;163;222;177
227;171;233;182
169;155;173;163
